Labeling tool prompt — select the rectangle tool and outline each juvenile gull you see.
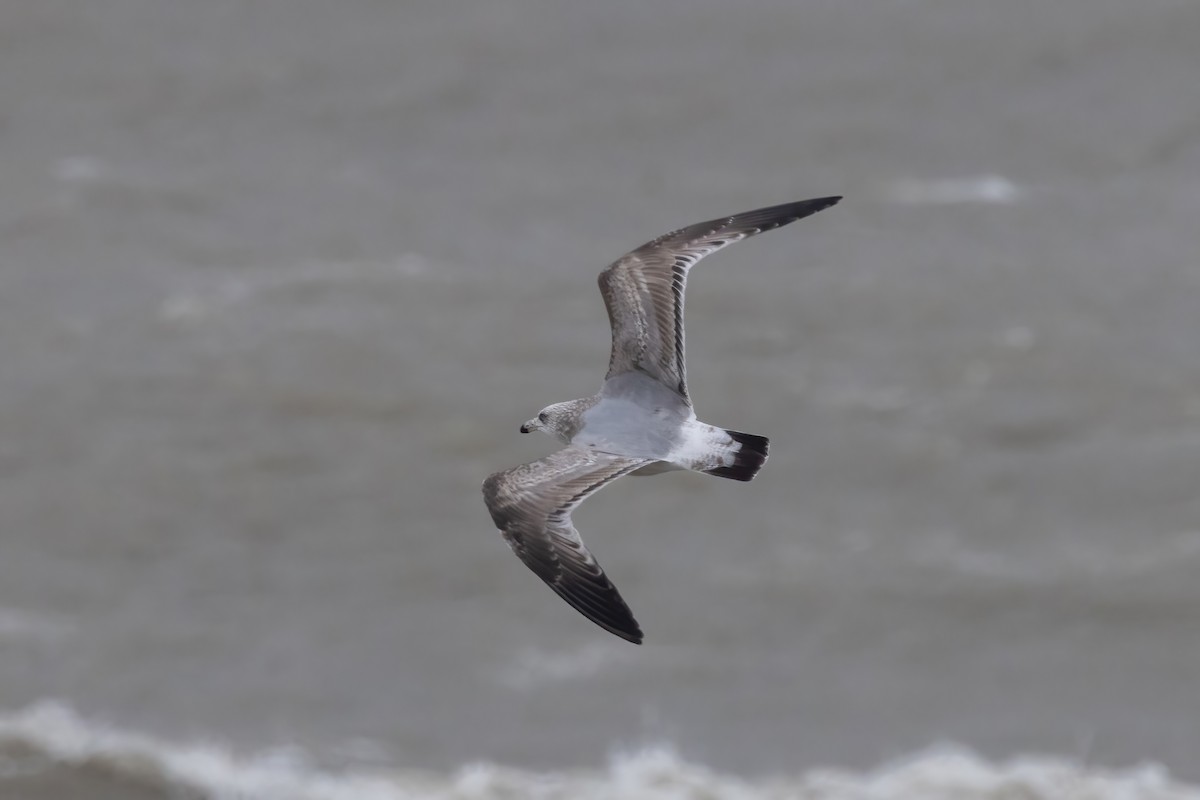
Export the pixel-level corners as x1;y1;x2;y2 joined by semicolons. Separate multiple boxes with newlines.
483;197;841;643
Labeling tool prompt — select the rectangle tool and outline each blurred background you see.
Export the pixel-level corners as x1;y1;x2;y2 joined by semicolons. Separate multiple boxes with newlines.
1;0;1199;797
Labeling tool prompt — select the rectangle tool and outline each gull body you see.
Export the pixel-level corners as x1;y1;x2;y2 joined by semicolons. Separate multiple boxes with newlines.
484;197;841;643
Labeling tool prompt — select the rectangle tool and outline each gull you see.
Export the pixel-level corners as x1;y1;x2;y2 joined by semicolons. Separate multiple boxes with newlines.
482;197;841;643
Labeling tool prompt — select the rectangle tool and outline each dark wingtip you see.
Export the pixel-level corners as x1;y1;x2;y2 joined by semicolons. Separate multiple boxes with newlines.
724;196;842;233
565;595;645;644
552;585;644;644
785;195;842;218
578;610;642;644
614;624;644;645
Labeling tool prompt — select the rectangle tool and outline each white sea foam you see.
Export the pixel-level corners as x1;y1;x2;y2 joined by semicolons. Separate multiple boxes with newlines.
884;175;1024;205
0;701;1196;800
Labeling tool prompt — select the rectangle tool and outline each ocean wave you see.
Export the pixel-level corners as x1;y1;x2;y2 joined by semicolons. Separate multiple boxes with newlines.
0;700;1194;800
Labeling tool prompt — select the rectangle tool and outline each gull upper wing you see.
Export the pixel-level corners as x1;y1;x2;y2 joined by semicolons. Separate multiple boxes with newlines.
598;196;841;401
482;447;653;644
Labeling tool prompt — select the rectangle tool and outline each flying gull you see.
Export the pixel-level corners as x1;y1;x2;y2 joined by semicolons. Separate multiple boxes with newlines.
483;196;842;643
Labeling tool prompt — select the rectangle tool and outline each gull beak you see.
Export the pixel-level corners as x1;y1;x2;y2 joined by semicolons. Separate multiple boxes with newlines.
519;422;531;434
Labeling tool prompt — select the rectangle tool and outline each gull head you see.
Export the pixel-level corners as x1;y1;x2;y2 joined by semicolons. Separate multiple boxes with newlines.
520;401;577;442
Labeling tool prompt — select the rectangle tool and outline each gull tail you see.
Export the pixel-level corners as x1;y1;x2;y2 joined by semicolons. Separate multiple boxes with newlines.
703;429;769;482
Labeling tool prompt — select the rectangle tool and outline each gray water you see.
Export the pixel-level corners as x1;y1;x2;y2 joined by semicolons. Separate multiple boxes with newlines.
2;1;1200;797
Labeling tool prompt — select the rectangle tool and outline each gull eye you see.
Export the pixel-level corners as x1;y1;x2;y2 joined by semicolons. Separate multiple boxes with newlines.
538;412;548;423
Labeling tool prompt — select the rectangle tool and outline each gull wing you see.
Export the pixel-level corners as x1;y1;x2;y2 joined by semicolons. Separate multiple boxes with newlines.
483;447;652;643
598;196;841;400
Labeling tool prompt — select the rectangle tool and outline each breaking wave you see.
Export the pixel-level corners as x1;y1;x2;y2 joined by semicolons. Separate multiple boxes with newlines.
0;700;1193;800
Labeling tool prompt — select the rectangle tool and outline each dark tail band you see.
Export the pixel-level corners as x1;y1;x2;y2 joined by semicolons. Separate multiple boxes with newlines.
704;429;769;482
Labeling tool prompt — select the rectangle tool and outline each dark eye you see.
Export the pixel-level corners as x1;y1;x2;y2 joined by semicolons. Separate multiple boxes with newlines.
538;412;548;422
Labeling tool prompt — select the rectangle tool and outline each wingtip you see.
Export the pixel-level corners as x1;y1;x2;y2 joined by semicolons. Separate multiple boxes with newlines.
616;627;644;645
567;607;643;644
740;196;843;229
582;604;645;644
561;598;644;644
804;195;842;212
783;195;842;224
